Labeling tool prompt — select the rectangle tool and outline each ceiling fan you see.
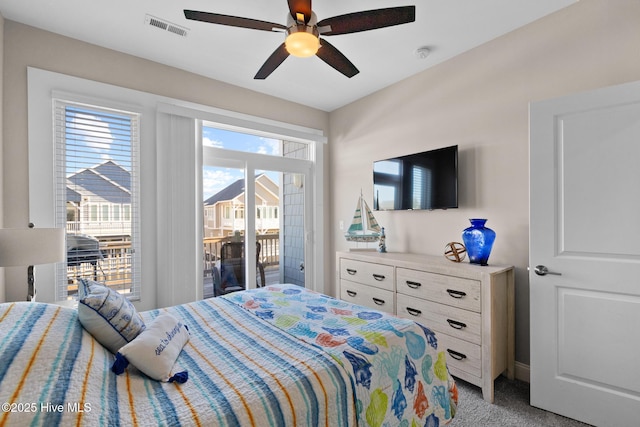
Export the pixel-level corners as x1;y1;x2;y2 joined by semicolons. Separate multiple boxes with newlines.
184;1;416;79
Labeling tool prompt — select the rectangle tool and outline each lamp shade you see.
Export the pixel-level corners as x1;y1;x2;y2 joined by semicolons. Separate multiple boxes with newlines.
0;228;66;267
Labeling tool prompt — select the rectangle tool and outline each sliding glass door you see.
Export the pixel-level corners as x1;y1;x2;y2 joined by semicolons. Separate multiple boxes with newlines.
201;125;313;298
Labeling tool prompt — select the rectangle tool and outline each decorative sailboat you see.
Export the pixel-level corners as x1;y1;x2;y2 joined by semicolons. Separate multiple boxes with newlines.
345;192;381;242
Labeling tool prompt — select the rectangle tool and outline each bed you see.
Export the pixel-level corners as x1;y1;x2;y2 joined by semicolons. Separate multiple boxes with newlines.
0;284;457;426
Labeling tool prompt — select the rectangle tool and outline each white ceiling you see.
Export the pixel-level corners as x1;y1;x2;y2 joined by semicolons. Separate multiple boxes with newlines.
0;0;575;112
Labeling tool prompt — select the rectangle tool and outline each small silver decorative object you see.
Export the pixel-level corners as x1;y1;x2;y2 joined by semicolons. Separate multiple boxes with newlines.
377;227;387;253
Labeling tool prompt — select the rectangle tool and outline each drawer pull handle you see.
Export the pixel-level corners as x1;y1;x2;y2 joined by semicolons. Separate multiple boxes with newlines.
447;319;467;330
446;289;467;299
447;349;467;361
372;298;385;306
346;290;357;297
346;268;357;275
406;307;422;316
372;274;386;281
406;280;422;289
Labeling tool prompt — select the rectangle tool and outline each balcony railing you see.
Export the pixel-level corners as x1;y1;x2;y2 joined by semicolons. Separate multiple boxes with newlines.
203;234;280;273
67;233;280;295
66;221;131;237
66;241;133;295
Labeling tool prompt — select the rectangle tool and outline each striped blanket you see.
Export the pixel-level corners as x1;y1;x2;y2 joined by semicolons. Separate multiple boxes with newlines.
0;297;354;426
1;285;457;426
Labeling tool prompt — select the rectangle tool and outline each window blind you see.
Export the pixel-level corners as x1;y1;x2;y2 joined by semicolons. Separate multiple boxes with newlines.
54;100;141;300
412;166;431;209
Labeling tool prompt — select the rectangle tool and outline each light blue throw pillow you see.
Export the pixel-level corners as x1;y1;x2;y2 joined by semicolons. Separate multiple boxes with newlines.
77;279;145;354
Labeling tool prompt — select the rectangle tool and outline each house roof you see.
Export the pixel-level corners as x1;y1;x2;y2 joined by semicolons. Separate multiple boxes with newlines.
94;161;131;192
204;177;246;206
67;160;131;204
204;173;277;206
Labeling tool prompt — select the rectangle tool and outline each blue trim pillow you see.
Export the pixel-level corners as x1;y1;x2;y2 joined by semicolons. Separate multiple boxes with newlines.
77;279;146;354
112;312;190;383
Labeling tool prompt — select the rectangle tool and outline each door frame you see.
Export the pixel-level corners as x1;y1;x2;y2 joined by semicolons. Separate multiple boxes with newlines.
202;143;316;292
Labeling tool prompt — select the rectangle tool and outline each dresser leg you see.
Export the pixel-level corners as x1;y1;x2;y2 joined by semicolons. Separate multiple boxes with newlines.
482;379;495;403
506;268;516;381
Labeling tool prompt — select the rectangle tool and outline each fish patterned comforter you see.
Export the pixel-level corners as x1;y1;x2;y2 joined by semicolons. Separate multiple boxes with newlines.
224;284;458;426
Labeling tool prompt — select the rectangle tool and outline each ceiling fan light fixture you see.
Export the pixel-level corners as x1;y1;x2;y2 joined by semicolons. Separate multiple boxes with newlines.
285;25;320;58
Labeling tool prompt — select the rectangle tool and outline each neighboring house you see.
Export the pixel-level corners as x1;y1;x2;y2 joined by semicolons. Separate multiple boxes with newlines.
66;160;132;240
203;173;279;238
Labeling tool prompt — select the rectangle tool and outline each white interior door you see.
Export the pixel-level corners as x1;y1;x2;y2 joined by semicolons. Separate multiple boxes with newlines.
529;80;640;427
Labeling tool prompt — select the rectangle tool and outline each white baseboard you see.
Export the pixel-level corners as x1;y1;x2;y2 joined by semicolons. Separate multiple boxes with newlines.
514;361;530;383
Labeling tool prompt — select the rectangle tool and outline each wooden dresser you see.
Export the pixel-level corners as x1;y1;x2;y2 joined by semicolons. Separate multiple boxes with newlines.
337;250;515;403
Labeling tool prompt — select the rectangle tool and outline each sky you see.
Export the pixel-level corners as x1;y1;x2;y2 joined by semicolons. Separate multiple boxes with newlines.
65;108;281;201
65;106;133;175
202;126;281;200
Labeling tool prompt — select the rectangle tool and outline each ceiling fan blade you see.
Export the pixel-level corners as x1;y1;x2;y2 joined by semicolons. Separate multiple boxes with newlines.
287;0;312;23
317;6;416;36
254;43;290;79
184;10;286;32
316;39;359;78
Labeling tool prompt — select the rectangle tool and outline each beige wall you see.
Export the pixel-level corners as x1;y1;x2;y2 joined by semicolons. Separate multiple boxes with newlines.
1;20;329;303
0;14;4;302
329;0;640;366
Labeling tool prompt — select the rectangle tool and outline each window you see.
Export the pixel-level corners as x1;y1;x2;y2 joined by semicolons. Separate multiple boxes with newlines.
101;204;110;221
89;204;99;222
54;101;141;300
29;67;326;305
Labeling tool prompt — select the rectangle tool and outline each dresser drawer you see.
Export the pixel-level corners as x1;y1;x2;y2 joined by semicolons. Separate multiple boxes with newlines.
396;294;481;345
396;268;481;312
437;333;482;379
340;258;394;291
340;279;395;314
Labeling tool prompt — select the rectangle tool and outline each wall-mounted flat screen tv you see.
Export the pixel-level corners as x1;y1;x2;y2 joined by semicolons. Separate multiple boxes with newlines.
373;145;458;211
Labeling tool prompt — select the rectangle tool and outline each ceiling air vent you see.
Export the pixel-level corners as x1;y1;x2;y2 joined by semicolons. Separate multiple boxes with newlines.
145;14;189;37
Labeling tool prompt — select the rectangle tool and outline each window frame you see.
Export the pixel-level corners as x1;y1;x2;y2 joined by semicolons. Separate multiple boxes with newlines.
27;67;327;307
53;99;142;301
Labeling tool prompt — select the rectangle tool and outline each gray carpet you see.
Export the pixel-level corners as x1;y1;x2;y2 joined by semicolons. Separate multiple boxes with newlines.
450;376;592;426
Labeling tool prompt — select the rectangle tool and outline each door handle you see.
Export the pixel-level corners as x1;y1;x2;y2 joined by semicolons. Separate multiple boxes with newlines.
533;265;562;276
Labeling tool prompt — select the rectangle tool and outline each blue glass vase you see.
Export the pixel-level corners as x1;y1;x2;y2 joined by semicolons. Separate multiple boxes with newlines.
462;219;496;265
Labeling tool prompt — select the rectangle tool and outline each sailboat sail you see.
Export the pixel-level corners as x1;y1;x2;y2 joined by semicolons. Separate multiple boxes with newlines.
345;193;381;242
347;200;364;234
363;199;381;233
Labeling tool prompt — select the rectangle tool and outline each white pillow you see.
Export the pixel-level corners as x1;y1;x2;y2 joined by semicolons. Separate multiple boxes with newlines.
77;279;146;354
111;313;190;383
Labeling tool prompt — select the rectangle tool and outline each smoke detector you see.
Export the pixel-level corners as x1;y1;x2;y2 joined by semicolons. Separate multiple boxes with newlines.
414;46;431;59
